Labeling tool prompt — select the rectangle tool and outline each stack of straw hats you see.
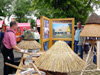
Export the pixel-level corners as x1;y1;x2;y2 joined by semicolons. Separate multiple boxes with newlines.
17;30;41;50
35;41;86;73
80;13;100;37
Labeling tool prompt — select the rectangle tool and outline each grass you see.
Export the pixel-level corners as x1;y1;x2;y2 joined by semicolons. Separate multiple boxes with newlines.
53;34;72;38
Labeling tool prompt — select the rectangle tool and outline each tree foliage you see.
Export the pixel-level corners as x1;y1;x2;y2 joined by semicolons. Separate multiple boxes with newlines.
31;0;100;24
13;0;32;23
30;19;36;28
0;0;13;17
1;0;100;24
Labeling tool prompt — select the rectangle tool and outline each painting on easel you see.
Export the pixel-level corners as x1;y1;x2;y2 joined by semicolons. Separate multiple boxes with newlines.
43;19;49;39
52;21;72;38
41;16;74;50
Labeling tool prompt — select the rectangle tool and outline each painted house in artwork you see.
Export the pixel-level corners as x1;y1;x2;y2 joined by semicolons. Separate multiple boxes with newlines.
55;25;71;36
67;25;71;34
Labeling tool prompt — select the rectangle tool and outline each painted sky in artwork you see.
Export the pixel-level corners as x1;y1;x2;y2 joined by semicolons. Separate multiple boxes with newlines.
53;23;69;30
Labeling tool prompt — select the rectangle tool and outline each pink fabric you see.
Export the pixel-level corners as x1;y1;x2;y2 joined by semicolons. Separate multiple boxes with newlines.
17;23;30;27
3;28;16;49
36;19;40;27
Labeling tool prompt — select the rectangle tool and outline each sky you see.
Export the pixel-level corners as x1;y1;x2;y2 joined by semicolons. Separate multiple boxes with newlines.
95;8;100;15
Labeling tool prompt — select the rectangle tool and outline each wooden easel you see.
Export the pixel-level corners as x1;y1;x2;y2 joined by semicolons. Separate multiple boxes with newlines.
40;16;75;50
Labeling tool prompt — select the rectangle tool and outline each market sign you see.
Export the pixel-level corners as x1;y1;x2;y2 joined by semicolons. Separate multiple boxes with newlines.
17;23;31;33
36;19;40;27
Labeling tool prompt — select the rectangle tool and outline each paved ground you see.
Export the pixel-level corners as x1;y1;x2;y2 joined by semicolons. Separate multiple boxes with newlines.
0;53;3;75
0;51;100;75
0;51;21;75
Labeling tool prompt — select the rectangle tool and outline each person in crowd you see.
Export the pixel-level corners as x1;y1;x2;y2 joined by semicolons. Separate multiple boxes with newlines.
1;29;4;41
74;22;84;59
31;29;35;38
23;27;27;35
84;37;89;54
0;29;4;52
1;21;27;75
16;27;22;43
0;29;2;48
34;29;40;42
43;41;48;51
77;35;85;59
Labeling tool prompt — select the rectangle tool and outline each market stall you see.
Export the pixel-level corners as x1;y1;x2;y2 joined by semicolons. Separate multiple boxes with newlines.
0;20;6;32
17;23;31;33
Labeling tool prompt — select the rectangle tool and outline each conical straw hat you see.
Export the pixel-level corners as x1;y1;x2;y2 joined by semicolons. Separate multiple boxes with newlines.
80;13;100;37
17;40;41;50
35;41;86;73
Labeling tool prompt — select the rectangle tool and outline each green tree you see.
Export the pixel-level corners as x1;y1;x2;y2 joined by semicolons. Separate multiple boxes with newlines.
31;0;100;24
30;19;36;28
13;0;32;23
0;0;13;17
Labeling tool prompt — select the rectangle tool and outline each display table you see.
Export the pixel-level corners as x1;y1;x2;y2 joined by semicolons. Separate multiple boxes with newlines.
16;51;45;75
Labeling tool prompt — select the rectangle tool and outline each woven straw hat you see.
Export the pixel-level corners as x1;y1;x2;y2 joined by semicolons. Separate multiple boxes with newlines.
35;41;86;73
80;13;100;37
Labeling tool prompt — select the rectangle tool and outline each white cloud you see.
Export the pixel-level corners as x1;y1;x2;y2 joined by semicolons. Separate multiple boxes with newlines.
94;6;100;15
95;8;100;15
